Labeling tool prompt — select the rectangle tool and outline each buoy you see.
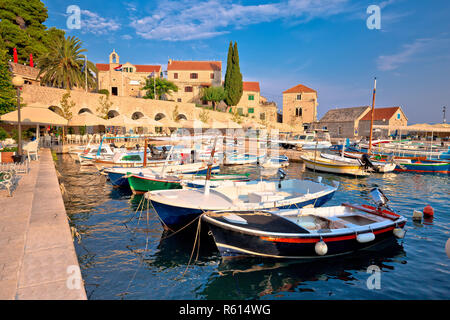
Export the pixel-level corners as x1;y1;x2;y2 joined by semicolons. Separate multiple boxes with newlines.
393;228;406;239
412;210;423;221
315;240;328;256
423;205;434;218
356;232;375;243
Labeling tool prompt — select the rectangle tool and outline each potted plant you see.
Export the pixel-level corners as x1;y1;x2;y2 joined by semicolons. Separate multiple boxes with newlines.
0;147;17;163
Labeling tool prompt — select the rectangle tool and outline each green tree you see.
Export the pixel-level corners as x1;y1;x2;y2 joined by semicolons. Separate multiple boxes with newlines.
0;0;65;63
37;35;97;90
142;77;178;100
0;43;16;115
223;41;243;109
201;86;226;111
199;109;210;123
59;90;74;121
97;93;113;119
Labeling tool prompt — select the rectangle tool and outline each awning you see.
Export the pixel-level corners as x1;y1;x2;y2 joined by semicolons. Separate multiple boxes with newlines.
0;106;68;126
68;112;107;126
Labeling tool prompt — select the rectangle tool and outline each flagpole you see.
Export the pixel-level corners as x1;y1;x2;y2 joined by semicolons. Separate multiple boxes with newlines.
85;55;88;93
368;77;377;154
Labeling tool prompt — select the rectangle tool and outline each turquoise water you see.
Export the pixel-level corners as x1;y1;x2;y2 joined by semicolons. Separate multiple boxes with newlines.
56;155;450;300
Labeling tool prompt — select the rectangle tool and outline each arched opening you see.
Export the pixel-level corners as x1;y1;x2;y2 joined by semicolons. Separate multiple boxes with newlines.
48;106;64;116
131;111;145;120
78;108;93;114
154;113;166;121
107;110;120;119
176;114;187;121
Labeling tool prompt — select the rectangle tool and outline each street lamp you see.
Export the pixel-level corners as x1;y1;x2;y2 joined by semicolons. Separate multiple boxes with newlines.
12;75;24;161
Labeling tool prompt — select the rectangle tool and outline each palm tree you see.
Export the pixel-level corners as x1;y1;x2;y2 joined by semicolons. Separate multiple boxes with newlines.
37;35;97;90
142;77;178;100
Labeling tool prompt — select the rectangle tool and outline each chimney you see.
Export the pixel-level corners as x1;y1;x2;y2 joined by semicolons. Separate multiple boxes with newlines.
168;59;172;65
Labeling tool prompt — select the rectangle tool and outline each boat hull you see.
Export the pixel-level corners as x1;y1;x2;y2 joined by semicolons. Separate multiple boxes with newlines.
394;161;450;174
129;175;182;194
150;189;336;230
301;156;369;177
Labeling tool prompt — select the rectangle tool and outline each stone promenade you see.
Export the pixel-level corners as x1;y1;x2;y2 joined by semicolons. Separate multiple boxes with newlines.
0;149;86;299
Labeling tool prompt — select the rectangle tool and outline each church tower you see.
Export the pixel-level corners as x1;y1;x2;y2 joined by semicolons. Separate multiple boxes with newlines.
109;49;120;65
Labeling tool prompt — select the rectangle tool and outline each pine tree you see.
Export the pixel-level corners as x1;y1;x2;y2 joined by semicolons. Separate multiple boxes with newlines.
0;44;17;115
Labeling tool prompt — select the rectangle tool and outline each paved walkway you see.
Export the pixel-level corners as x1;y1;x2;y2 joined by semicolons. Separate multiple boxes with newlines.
0;149;86;299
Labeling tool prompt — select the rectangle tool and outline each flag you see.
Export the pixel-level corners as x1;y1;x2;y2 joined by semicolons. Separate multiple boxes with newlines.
29;53;34;67
114;64;123;71
13;48;18;63
81;56;86;72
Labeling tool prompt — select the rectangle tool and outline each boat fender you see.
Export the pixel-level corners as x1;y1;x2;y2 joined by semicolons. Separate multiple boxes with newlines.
393;228;406;239
315;240;328;256
356;232;375;243
423;205;434;218
412;210;423;221
317;176;323;183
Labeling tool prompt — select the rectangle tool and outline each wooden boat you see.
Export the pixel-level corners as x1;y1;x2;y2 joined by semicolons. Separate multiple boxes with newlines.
320;153;396;173
203;188;407;259
393;158;450;174
128;173;251;194
104;162;220;188
145;178;339;230
300;153;370;177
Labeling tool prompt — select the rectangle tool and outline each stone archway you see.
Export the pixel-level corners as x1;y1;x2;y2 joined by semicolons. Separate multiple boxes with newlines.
131;111;145;120
176;114;187;121
48;106;64;117
78;108;94;114
107;110;120;119
154;113;166;121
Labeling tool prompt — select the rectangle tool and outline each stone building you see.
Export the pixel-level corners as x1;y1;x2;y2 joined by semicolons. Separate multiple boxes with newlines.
358;106;408;137
235;81;277;123
96;50;161;98
282;84;318;130
166;59;222;104
318;106;371;138
9;62;41;85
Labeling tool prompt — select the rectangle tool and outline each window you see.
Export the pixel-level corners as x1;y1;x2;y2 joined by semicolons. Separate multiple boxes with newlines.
338;127;342;135
185;86;193;92
397;113;401;119
248;108;254;114
190;73;198;79
210;73;214;79
173;73;178;79
248;95;254;101
260;113;266;120
295;107;302;117
111;87;118;96
202;100;208;105
177;98;182;102
296;94;302;100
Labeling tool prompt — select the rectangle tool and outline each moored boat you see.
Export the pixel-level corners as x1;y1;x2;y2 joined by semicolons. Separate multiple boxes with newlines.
202;188;407;259
300;153;370;177
393;159;450;174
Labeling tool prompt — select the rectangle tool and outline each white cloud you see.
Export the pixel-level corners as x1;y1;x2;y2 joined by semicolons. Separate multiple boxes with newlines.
80;10;121;35
377;38;432;71
129;0;351;41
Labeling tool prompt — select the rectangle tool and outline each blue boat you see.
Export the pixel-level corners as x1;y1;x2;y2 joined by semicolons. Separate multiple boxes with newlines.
394;159;450;174
145;179;339;230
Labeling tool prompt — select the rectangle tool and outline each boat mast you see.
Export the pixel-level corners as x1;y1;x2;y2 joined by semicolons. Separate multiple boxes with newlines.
143;138;148;168
204;136;218;196
368;77;377;154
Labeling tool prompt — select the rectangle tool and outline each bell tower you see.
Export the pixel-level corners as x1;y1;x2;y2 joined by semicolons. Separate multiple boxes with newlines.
109;49;120;65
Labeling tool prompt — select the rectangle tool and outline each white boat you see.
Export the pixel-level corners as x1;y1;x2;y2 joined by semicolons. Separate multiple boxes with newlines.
223;153;265;165
145;178;339;230
301;152;370;177
260;155;289;168
277;130;332;150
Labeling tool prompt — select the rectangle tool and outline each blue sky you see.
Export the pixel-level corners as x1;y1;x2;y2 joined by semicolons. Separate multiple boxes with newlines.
43;0;450;124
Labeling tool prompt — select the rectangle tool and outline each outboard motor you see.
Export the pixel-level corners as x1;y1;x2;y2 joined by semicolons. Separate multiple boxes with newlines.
135;144;141;150
359;153;379;172
109;142;118;150
278;168;287;188
369;188;390;210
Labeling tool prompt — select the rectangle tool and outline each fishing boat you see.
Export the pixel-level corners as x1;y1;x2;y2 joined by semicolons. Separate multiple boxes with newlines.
223;153;265;165
104;162;220;188
300;153;370;177
145;177;339;230
202;188;407;259
128;173;251;194
277;130;332;150
393;158;450;174
320;153;396;173
260;155;289;169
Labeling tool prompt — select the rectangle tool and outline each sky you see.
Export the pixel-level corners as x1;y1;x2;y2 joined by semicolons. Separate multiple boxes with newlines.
42;0;450;124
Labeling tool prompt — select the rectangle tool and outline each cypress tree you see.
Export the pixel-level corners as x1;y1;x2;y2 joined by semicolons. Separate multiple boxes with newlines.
224;41;243;107
0;43;16;115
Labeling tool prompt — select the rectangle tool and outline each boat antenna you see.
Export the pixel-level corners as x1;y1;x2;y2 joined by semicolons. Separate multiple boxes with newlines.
368;77;377;154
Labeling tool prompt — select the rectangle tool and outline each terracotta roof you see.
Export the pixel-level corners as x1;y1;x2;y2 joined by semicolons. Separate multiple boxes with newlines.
134;65;161;73
243;81;260;92
360;107;403;121
283;84;316;94
96;63;110;71
167;60;221;71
